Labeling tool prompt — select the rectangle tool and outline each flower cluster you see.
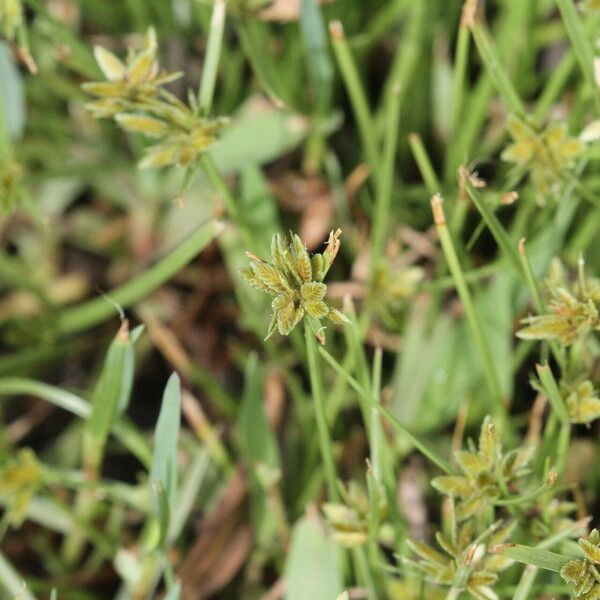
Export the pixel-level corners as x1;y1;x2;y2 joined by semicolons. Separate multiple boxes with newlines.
431;417;535;521
322;480;387;548
561;529;600;599
517;260;600;346
0;448;41;528
370;262;423;327
501;116;583;203
563;380;600;426
240;231;349;343
83;28;226;170
406;418;560;599
406;514;515;600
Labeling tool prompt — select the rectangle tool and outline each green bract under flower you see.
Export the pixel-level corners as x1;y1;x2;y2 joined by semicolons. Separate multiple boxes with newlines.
240;230;349;343
82;27;227;170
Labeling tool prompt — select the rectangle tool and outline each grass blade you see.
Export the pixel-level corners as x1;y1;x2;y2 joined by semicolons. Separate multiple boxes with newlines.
150;372;181;545
490;544;570;573
56;220;223;335
470;19;526;118
430;195;506;427
555;0;598;102
285;514;343;600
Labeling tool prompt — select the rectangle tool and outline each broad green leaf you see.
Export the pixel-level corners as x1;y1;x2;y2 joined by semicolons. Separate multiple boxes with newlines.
149;372;181;545
299;0;333;114
238;353;279;470
493;544;570;573
209;97;309;174
0;42;25;140
83;323;133;471
163;581;181;600
237;353;280;545
0;549;36;600
285;515;343;600
117;324;144;414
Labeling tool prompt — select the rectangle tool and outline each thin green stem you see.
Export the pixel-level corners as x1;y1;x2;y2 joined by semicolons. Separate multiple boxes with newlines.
370;347;383;481
329;21;379;174
318;346;453;475
554;0;600;112
450;18;471;136
493;472;557;506
304;323;339;501
431;195;506;427
466;181;524;280
470;20;526;118
517;239;564;369
0;550;36;600
408;132;441;194
371;83;401;270
198;0;226;115
199;153;257;250
535;363;570;425
56;220;222;335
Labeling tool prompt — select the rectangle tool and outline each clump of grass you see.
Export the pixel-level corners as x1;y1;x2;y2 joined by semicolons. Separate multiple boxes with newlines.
1;0;600;599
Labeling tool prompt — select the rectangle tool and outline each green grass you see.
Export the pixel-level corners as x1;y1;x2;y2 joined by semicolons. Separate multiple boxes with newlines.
1;0;600;599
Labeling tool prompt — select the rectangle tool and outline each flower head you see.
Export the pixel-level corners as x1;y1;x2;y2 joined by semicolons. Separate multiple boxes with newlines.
240;230;349;343
83;28;181;118
501;116;583;203
431;417;535;521
560;530;600;599
82;27;227;170
517;259;600;346
0;448;42;528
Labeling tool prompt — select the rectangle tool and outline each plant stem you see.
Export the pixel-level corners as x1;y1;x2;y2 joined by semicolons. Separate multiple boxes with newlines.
318;346;454;475
199;153;257;250
304;322;339;501
470;20;527;118
408;132;441;194
449;13;471;137
430;195;507;428
0;550;36;600
370;347;383;481
370;82;401;270
0;377;151;465
329;21;379;175
535;363;570;426
198;0;226;115
555;0;600;113
56;220;222;335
